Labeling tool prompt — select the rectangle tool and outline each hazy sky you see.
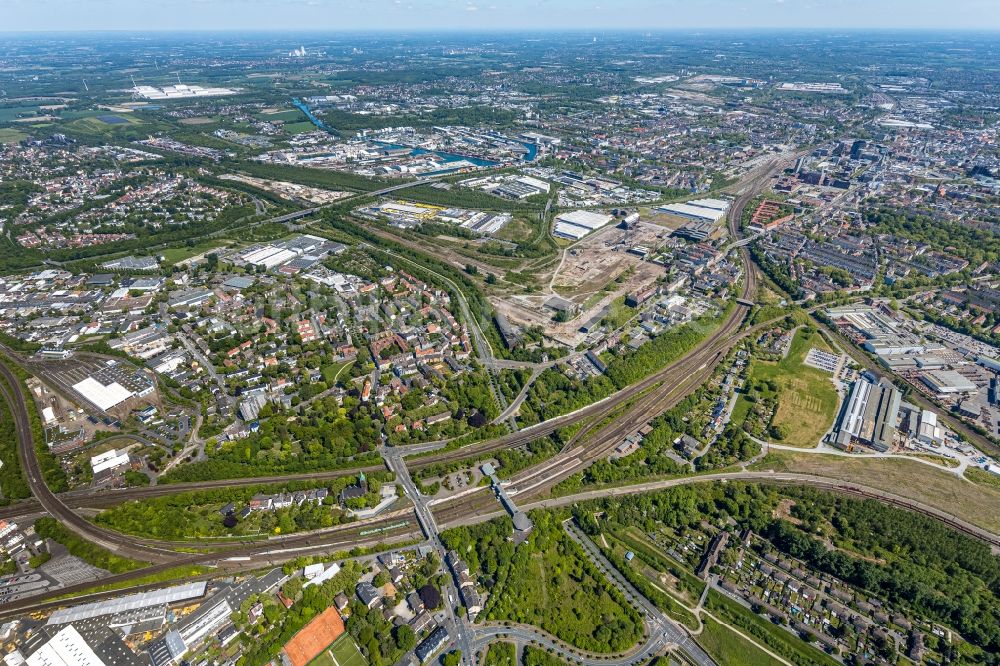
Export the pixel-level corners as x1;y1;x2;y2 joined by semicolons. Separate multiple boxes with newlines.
4;0;1000;32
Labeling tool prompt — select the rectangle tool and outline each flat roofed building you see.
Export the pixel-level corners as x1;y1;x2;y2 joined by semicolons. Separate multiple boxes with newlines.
544;295;578;315
687;198;731;212
22;624;148;666
918;410;944;445
976;355;1000;373
47;582;207;626
834;375;901;452
552;221;591;241
91;449;130;475
556;210;613;231
920;370;977;395
72;376;133;411
656;202;727;222
415;626;449;663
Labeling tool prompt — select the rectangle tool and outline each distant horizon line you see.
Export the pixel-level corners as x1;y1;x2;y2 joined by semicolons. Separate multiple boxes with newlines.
2;26;1000;35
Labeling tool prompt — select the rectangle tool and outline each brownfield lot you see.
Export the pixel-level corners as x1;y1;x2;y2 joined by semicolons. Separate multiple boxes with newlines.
754;449;1000;534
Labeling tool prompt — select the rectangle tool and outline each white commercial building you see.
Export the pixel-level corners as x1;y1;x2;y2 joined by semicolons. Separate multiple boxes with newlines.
920;370;977;395
917;410;944;446
515;175;551;193
553;222;591;241
72;376;133;411
976;356;1000;373
304;562;342;588
47;582;207;626
132;84;238;100
241;246;297;270
25;626;105;666
41;406;56;425
655;198;730;223
553;210;613;240
91;449;130;476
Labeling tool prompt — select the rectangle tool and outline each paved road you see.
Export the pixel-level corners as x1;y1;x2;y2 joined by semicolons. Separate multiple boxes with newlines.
383;447;475;665
565;521;715;666
516;471;1000;548
0;356;178;564
469;623;666;666
7;152;1000;655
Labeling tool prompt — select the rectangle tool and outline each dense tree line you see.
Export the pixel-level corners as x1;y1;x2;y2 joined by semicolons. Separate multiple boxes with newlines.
521;306;732;427
35;517;145;574
0;393;31;505
95;476;391;539
160;393;383;483
234;160;396;193
0;358;67;491
484;642;516;666
749;242;804;300
444;513;643;654
867;205;1000;267
401;184;543;213
484;512;643;653
575;482;1000;657
238;562;363;666
522;646;571;666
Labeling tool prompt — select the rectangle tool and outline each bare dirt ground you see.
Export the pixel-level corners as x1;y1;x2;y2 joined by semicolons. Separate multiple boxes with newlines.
491;222;670;346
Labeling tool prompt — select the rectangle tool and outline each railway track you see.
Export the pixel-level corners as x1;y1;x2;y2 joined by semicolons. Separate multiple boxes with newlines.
428;158;773;523
15;154;996;619
0;514;423;620
0;359;180;564
0;464;387;521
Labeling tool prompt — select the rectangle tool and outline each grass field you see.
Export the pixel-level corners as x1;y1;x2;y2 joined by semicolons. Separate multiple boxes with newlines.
730;394;752;429
967;467;1000;488
602;531;700;629
160;238;234;265
321;360;354;385
750;328;840;447
753;449;1000;534
610;526;704;603
704;590;840;666
66;115;143;133
0;106;43;122
696;616;778;666
285;120;321;134
0;128;27;144
259;109;308;123
311;635;368;666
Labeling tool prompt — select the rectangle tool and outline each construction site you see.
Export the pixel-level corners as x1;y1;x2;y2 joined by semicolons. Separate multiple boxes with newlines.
492;220;671;347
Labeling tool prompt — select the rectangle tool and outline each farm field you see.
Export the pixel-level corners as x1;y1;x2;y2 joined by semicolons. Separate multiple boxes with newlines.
0;128;27;144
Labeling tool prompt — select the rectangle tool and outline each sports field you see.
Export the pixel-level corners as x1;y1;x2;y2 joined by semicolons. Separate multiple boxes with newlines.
310;635;368;666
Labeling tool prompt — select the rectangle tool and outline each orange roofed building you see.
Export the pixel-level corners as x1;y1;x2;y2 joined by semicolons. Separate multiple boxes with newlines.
282;607;346;666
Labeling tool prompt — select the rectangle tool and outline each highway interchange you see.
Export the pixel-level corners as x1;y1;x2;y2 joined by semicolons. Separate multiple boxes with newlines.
3;157;999;665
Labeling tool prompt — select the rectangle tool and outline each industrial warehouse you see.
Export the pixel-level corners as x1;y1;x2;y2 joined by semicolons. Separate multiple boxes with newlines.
232;234;344;272
655;198;732;222
833;372;901;452
70;362;155;412
552;209;614;241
